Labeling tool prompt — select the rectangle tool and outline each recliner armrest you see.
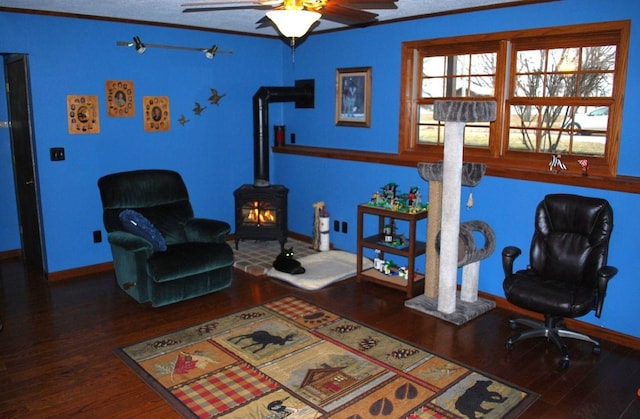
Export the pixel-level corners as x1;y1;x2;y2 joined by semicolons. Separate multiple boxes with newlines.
184;218;231;243
502;246;522;276
595;265;618;318
108;231;155;252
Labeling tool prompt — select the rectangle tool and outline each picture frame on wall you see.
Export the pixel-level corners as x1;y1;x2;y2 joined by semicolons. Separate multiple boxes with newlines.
67;95;100;134
143;96;170;132
335;67;371;127
106;80;135;117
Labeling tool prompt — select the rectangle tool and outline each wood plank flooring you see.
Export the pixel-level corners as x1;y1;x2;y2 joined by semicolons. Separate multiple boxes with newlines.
1;257;639;418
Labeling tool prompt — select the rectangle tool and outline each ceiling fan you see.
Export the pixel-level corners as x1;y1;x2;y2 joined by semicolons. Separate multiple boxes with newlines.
181;0;398;28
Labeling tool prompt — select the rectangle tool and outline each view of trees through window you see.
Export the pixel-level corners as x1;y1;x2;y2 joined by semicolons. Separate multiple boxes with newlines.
509;45;617;157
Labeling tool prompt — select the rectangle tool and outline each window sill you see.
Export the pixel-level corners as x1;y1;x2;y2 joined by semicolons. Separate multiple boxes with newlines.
273;145;640;193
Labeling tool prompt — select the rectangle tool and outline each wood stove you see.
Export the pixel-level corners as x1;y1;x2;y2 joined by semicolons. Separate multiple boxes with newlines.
233;81;313;250
234;184;288;250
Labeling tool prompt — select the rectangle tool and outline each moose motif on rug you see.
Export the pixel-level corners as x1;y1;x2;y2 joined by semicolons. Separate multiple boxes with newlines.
229;330;296;353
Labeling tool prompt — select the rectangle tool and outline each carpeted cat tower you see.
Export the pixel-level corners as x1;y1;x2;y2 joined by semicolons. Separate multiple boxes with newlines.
405;100;497;325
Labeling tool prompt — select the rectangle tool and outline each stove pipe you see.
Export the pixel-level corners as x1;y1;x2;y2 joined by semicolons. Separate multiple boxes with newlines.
252;80;314;187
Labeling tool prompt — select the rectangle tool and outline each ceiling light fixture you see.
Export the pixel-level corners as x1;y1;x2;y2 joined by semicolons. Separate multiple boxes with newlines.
117;38;232;59
267;1;321;47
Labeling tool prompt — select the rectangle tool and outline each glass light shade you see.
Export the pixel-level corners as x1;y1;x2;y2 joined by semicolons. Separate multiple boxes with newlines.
266;10;321;38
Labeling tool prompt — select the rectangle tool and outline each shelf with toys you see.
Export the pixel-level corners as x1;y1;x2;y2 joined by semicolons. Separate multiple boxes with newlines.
356;183;428;298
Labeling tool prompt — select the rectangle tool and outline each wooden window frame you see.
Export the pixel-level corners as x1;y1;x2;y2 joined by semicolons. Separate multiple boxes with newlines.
399;21;630;179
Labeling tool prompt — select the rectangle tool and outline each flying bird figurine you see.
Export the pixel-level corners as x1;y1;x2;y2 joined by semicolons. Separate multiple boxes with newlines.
178;114;190;126
208;88;226;105
192;102;206;115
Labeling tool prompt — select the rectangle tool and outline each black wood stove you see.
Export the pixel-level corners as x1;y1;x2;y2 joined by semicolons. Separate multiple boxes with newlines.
233;81;314;250
234;184;288;250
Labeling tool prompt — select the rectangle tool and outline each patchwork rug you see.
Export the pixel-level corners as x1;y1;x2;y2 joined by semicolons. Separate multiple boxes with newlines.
116;296;538;418
267;250;374;291
229;238;318;276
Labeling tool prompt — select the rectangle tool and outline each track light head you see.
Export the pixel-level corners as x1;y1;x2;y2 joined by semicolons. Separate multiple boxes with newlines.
204;44;218;59
133;36;146;54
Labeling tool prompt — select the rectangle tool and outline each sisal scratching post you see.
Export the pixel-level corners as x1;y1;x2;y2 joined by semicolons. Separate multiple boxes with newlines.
417;163;443;298
433;101;496;314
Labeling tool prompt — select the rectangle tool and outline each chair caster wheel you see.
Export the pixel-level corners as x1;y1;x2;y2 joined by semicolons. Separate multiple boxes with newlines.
593;345;601;355
506;341;514;351
508;320;518;330
560;358;570;369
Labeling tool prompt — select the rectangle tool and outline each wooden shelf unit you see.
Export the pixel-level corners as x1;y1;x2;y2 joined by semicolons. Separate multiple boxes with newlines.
356;204;428;297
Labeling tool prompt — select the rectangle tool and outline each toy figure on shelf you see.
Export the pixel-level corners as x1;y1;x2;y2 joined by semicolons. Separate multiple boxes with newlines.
383;182;398;201
549;154;567;173
373;249;383;271
383;260;393;275
408;186;423;213
369;182;426;213
578;159;589;176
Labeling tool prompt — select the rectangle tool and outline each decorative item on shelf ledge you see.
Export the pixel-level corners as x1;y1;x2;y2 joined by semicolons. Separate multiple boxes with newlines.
369;182;427;213
578;159;589;176
274;125;285;147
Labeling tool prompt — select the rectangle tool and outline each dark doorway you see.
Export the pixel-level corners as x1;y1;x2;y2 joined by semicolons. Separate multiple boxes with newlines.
4;54;46;273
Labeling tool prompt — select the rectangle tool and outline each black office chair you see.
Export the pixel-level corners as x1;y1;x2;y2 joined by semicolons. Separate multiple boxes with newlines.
502;194;617;368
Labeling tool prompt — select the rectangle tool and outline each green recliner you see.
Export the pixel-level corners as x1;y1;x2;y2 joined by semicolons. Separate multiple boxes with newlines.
98;169;234;307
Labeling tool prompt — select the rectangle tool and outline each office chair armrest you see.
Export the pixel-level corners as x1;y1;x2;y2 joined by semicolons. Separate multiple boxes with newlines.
502;246;522;276
594;265;618;318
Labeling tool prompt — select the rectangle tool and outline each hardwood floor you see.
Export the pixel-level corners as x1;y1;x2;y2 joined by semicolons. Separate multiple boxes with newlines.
1;257;639;418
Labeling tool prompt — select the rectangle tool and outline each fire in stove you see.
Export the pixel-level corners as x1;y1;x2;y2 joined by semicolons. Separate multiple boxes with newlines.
234;184;288;250
244;201;276;225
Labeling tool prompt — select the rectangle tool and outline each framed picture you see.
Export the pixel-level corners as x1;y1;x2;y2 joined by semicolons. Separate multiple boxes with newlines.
335;67;371;127
106;80;135;117
67;95;100;134
143;96;170;132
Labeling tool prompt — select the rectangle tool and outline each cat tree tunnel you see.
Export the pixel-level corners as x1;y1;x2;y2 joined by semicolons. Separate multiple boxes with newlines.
405;100;498;325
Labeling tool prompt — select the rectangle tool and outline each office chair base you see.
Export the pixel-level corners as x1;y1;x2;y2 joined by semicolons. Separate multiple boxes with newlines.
505;316;601;369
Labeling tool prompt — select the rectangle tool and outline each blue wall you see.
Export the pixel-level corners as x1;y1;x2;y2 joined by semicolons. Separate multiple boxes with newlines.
1;0;638;337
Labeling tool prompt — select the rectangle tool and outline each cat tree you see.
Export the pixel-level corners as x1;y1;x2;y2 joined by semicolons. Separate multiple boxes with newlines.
405;100;498;325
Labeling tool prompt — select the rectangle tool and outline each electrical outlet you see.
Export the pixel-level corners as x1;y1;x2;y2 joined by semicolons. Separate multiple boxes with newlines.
50;147;65;161
342;221;348;234
93;230;102;243
334;220;340;232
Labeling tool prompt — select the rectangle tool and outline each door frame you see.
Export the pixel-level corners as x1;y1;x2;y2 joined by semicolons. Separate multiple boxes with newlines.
3;53;47;274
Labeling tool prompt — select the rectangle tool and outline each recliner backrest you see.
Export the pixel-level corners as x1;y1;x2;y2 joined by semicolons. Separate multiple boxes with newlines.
98;169;194;243
529;194;613;287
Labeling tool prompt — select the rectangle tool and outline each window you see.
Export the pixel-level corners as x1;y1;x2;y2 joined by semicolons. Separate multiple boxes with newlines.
399;21;629;178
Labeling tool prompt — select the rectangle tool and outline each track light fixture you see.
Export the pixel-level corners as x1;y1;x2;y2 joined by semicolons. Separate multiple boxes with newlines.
133;36;146;54
117;37;232;59
204;44;218;59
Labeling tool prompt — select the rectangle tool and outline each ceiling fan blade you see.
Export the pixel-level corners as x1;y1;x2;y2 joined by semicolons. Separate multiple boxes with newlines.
255;15;272;29
183;4;272;13
331;0;398;10
182;1;281;6
319;3;379;25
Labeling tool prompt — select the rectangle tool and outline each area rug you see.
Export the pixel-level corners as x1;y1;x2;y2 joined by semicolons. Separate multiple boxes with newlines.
229;238;318;276
267;250;374;291
116;296;538;418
